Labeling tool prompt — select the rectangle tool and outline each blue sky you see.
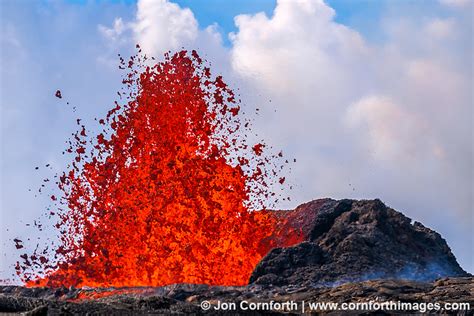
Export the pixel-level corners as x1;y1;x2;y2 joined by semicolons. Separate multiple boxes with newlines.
1;0;472;282
62;0;391;44
55;0;452;45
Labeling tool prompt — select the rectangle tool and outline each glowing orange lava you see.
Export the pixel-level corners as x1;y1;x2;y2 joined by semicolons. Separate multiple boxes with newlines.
16;50;302;287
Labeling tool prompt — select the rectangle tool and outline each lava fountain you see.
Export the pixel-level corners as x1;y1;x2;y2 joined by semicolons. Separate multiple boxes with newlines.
16;50;302;288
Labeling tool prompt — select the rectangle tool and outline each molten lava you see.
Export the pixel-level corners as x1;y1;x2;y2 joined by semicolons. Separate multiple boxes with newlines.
17;50;302;287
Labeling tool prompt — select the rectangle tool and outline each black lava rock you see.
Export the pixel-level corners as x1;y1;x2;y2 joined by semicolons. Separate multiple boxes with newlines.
250;199;469;286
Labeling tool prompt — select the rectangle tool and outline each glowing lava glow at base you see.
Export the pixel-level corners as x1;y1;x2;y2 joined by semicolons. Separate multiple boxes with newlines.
16;50;303;288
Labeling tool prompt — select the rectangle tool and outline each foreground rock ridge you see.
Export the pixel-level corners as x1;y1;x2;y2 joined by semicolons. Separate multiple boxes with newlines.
1;277;472;315
1;198;472;315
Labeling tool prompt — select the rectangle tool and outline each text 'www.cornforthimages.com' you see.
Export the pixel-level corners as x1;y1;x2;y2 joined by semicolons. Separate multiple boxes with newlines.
200;299;471;313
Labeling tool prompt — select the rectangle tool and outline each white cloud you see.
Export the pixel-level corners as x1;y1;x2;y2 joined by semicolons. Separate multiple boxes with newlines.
98;18;125;42
344;95;437;163
424;18;456;39
98;0;228;72
132;0;198;55
230;0;367;94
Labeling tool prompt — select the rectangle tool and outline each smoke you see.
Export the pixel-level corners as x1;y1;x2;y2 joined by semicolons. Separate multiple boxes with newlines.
312;261;465;288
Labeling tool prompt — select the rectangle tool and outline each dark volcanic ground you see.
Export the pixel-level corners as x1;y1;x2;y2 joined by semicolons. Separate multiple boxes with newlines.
1;199;472;315
1;277;473;315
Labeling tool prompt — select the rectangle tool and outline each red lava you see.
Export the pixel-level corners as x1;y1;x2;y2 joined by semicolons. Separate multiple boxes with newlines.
16;49;302;288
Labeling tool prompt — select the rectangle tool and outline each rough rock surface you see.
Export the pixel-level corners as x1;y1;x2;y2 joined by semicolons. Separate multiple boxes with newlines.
1;277;472;315
1;198;472;315
253;199;468;287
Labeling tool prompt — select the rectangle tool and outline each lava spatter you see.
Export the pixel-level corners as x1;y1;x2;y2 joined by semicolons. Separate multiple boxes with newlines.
17;50;302;288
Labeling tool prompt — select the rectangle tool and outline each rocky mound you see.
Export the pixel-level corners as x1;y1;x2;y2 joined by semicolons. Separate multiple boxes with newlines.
252;198;468;286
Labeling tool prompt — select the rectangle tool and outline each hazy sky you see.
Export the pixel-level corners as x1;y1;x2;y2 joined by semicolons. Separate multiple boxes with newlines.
1;0;472;282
